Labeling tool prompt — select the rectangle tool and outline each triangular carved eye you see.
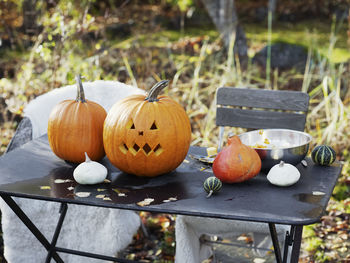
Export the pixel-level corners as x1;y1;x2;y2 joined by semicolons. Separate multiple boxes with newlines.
150;121;158;130
126;119;135;129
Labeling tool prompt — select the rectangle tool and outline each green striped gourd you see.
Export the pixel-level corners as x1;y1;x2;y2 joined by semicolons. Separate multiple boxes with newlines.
311;145;336;166
203;176;222;198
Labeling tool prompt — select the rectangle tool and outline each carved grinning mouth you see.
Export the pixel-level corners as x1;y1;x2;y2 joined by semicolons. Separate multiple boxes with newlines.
119;143;163;156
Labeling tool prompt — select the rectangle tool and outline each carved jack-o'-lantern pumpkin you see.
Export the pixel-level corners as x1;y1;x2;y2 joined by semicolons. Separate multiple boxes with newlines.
103;80;192;177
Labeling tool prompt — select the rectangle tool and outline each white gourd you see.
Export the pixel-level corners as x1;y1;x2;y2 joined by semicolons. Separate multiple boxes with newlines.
267;161;300;187
73;152;108;185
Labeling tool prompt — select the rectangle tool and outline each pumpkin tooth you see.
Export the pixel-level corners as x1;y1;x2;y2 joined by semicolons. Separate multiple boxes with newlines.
153;144;163;156
133;144;140;151
130;143;140;155
142;143;152;155
119;143;129;154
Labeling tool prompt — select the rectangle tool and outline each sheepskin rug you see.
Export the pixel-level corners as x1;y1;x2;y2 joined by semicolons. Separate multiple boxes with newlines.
175;215;290;263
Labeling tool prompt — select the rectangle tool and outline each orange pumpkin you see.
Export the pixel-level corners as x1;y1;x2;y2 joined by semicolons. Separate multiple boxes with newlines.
212;135;261;183
103;80;191;177
48;75;107;163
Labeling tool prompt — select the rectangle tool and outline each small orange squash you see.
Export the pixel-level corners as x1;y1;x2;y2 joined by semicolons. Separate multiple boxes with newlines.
103;80;191;177
48;75;107;163
212;135;261;183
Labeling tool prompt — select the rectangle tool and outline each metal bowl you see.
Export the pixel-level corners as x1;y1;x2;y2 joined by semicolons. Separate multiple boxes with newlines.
238;129;312;171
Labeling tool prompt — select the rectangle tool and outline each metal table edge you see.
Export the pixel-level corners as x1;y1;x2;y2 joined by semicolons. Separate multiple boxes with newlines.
0;190;327;226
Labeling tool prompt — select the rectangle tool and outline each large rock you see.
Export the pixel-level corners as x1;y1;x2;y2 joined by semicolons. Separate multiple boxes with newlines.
253;42;308;71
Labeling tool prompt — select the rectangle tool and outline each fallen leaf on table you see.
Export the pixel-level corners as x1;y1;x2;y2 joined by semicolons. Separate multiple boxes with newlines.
40;186;51;190
54;179;73;184
103;197;112;201
183;159;189;163
97;188;106;192
113;189;128;196
313;191;326;195
162;197;177;203
75;192;91;198
96;194;105;198
103;179;111;183
67;186;74;191
137;198;154;206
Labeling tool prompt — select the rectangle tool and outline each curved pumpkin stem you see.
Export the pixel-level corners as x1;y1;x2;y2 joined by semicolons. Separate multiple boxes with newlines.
206;190;213;198
75;75;86;103
145;80;169;102
227;135;241;145
84;152;91;163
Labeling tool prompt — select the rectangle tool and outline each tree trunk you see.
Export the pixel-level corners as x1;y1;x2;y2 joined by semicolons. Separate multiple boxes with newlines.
268;0;277;20
201;0;247;62
22;0;39;35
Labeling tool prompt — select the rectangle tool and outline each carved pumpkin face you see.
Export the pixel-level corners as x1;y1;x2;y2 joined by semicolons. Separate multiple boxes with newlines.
119;118;163;157
103;81;191;177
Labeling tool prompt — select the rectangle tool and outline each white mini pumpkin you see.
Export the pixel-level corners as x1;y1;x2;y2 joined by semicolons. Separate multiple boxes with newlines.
267;161;300;187
73;152;108;185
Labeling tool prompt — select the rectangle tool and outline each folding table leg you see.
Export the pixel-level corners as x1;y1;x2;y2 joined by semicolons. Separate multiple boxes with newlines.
290;225;303;263
45;203;68;263
282;225;294;263
281;225;303;263
0;195;64;263
268;223;282;263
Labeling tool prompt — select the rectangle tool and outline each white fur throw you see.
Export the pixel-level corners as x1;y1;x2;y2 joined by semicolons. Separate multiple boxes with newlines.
0;80;145;263
24;80;145;139
175;215;290;263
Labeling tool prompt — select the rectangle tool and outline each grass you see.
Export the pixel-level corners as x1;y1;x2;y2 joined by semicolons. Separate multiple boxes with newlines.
108;17;350;63
244;18;350;63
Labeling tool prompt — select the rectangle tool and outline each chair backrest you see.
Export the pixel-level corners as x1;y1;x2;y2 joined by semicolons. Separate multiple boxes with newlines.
216;87;309;131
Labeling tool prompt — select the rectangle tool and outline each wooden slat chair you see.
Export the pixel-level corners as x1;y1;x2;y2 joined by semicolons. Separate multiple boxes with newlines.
0;80;145;263
175;87;309;263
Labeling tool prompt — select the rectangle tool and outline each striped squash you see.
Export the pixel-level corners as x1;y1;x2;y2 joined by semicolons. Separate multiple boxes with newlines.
311;145;336;166
203;176;222;198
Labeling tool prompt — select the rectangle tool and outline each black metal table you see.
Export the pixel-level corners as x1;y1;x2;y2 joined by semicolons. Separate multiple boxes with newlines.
0;135;342;263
